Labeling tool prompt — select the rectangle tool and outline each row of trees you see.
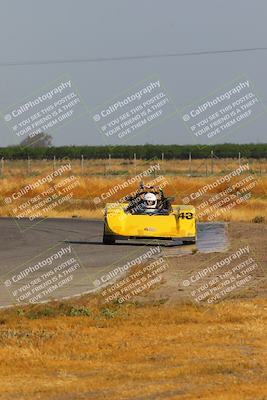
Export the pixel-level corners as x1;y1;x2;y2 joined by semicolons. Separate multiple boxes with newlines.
0;143;266;160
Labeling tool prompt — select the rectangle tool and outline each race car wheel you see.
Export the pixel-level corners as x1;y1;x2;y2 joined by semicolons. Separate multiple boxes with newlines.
182;239;196;245
103;234;116;244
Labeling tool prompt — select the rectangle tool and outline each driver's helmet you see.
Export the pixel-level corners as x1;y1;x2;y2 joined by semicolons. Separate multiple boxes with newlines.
144;192;157;209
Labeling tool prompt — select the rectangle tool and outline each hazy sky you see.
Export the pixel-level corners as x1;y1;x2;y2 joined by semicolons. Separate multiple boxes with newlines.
0;0;267;147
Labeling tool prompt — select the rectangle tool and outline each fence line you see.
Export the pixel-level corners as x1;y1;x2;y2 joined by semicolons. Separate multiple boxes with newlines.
0;153;266;178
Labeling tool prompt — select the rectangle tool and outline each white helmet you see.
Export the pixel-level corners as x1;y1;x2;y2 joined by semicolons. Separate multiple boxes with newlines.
144;193;157;209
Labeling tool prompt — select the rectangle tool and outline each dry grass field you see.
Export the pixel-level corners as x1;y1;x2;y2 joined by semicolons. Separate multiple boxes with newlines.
0;158;266;222
0;297;266;400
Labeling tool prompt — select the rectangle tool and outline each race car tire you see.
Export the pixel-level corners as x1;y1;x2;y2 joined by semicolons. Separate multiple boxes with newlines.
182;239;196;245
103;234;116;244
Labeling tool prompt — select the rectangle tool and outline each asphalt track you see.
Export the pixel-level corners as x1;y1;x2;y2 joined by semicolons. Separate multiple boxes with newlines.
0;218;228;308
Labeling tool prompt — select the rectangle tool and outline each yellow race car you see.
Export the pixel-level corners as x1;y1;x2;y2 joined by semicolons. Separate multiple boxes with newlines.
103;184;197;245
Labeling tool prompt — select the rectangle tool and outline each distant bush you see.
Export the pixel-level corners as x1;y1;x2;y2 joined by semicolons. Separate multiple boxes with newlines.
101;308;119;319
68;306;92;317
16;304;93;319
252;216;265;223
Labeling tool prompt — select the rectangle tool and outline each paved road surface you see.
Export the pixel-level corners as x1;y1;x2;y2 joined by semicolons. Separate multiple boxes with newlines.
0;218;228;308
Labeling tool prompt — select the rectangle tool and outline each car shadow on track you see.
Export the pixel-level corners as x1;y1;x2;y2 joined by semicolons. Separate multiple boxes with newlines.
63;240;193;247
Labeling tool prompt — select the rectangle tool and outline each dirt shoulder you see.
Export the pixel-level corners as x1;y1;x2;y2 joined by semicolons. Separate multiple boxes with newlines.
131;222;267;305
